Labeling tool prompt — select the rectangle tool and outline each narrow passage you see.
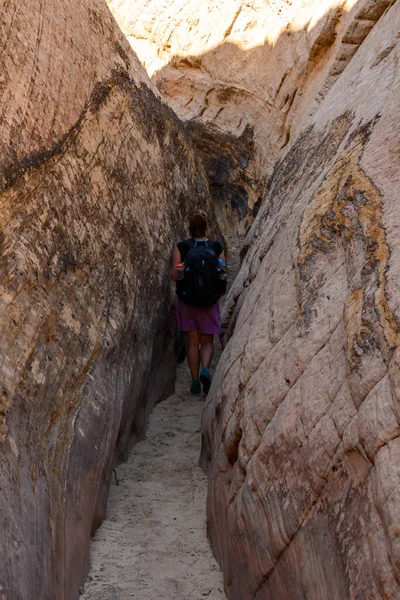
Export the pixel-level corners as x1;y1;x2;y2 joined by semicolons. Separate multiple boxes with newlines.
82;360;225;600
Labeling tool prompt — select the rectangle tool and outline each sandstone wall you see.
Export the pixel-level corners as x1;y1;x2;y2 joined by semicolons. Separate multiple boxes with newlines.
200;1;400;598
0;2;213;598
107;0;400;596
108;0;395;240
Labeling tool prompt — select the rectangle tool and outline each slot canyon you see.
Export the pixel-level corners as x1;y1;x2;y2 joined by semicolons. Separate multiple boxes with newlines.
1;0;400;598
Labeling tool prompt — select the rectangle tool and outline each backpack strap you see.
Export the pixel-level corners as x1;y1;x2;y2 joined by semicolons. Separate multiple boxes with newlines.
193;237;208;248
178;238;217;262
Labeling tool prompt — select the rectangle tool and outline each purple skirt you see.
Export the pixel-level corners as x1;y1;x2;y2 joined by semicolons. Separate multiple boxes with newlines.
173;299;221;334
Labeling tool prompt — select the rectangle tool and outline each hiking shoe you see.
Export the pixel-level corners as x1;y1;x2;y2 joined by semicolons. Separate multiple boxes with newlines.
200;367;212;395
190;380;201;395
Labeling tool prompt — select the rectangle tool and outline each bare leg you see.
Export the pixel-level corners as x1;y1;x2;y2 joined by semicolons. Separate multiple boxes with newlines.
187;330;201;380
200;333;214;369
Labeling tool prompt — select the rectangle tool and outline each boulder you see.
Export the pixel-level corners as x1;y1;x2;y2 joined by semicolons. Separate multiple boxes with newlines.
0;1;213;598
201;1;400;598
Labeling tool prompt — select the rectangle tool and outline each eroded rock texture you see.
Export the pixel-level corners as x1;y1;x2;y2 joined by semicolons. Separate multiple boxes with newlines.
200;1;400;599
0;2;212;598
108;0;395;239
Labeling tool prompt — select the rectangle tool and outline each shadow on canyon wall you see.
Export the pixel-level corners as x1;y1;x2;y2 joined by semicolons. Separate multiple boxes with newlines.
147;0;394;242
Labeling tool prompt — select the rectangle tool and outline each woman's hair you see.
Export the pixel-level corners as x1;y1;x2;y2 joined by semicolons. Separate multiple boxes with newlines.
189;213;208;238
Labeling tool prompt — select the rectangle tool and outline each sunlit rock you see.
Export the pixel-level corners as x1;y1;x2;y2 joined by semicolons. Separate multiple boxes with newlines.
107;0;394;239
0;1;213;598
107;1;400;596
201;1;400;598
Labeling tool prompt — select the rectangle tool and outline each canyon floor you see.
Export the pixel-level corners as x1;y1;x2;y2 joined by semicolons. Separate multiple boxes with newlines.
81;358;226;600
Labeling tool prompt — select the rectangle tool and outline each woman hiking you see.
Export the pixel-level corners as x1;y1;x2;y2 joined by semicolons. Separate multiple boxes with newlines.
171;213;227;395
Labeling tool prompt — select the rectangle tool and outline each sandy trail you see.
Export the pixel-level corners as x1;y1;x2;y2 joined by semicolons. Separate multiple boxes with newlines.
81;360;225;600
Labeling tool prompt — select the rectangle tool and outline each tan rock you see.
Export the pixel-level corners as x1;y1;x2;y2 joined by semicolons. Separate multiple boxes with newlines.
108;0;395;243
0;1;214;598
198;1;400;598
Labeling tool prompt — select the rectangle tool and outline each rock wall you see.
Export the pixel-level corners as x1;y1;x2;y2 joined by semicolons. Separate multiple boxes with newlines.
108;2;400;597
200;1;400;598
0;2;213;599
107;0;395;240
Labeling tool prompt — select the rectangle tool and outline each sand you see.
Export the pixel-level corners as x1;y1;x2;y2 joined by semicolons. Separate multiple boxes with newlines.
81;360;226;600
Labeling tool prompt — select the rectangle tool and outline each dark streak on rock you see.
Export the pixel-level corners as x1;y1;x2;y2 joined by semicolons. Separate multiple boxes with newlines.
184;120;257;222
0;69;184;195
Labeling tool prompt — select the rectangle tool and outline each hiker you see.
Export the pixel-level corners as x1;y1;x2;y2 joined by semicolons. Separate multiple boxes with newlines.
171;213;227;395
